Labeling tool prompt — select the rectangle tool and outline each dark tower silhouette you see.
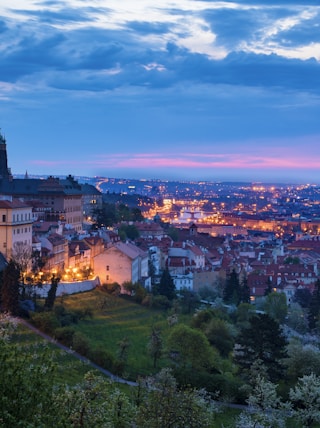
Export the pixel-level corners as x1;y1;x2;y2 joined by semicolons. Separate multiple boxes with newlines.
0;129;13;180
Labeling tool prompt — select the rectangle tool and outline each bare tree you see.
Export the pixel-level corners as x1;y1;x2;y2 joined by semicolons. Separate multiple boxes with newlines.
11;242;32;274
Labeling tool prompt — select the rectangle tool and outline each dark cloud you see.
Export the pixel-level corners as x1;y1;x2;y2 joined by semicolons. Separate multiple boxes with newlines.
203;9;263;47
126;21;171;35
211;52;320;92
271;17;320;46
0;32;67;81
203;6;320;49
0;2;319;96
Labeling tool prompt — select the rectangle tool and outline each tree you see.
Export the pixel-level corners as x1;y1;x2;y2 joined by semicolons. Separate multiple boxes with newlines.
123;281;147;303
1;260;20;315
118;223;140;241
55;372;135;427
223;269;241;305
31;249;46;274
284;256;300;265
92;203;117;227
264;291;288;324
167;324;216;371
235;302;254;330
294;287;312;309
0;316;58;426
11;241;32;273
148;258;156;285
191;309;214;330
289;373;320;427
236;374;286;428
166;226;179;242
234;313;287;382
286;302;308;334
158;268;176;300
264;277;273;296
147;326;163;368
131;207;144;221
44;274;60;310
239;275;250;304
136;368;216;428
0;268;4;307
117;336;131;363
178;288;199;314
308;279;320;330
285;340;320;381
1;316;135;427
204;318;235;357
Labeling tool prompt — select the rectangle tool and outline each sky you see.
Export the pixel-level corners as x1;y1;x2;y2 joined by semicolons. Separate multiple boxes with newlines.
0;1;320;184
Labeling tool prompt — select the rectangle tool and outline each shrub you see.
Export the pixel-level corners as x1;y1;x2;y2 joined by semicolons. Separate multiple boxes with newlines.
30;312;60;334
54;326;76;347
141;294;153;307
100;282;121;295
112;359;125;376
72;332;90;356
89;348;115;371
152;295;172;310
54;305;91;326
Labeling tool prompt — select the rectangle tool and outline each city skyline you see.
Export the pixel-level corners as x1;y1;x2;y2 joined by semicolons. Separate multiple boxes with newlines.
1;1;320;183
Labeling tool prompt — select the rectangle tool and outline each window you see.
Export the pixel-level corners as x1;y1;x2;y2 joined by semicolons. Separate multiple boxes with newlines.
2;215;6;222
106;275;109;281
106;265;109;271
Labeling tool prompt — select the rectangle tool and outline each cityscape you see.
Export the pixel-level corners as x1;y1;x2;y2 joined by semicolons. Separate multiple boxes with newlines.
2;132;320;425
0;127;319;297
1;0;320;425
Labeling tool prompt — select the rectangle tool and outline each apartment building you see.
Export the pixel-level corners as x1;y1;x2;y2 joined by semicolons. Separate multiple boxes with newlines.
0;197;33;259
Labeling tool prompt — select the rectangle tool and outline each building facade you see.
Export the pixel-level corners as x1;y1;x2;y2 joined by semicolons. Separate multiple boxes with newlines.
0;197;33;259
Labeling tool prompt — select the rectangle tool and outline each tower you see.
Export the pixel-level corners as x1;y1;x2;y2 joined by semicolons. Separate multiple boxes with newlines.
0;129;13;180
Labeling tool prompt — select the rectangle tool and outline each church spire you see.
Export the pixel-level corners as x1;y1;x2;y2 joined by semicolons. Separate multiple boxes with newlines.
0;129;13;180
0;128;6;144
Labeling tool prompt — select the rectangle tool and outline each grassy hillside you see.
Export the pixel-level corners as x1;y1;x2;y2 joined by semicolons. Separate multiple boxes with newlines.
61;289;185;379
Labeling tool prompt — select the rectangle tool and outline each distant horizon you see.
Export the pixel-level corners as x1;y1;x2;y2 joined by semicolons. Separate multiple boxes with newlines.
13;172;319;187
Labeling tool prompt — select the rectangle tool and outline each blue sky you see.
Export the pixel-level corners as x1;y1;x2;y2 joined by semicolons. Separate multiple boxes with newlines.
1;1;320;183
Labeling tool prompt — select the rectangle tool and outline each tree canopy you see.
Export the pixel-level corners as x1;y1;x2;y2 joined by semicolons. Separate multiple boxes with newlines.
157;268;176;300
1;260;20;315
167;324;216;371
234;313;287;382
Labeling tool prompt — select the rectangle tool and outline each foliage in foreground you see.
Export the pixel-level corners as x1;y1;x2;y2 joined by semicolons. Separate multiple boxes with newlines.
0;314;218;427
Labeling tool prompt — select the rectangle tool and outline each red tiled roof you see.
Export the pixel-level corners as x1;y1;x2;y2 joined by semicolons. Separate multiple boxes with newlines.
0;199;30;209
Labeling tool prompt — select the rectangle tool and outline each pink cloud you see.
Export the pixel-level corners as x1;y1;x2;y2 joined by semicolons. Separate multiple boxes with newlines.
90;152;320;170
